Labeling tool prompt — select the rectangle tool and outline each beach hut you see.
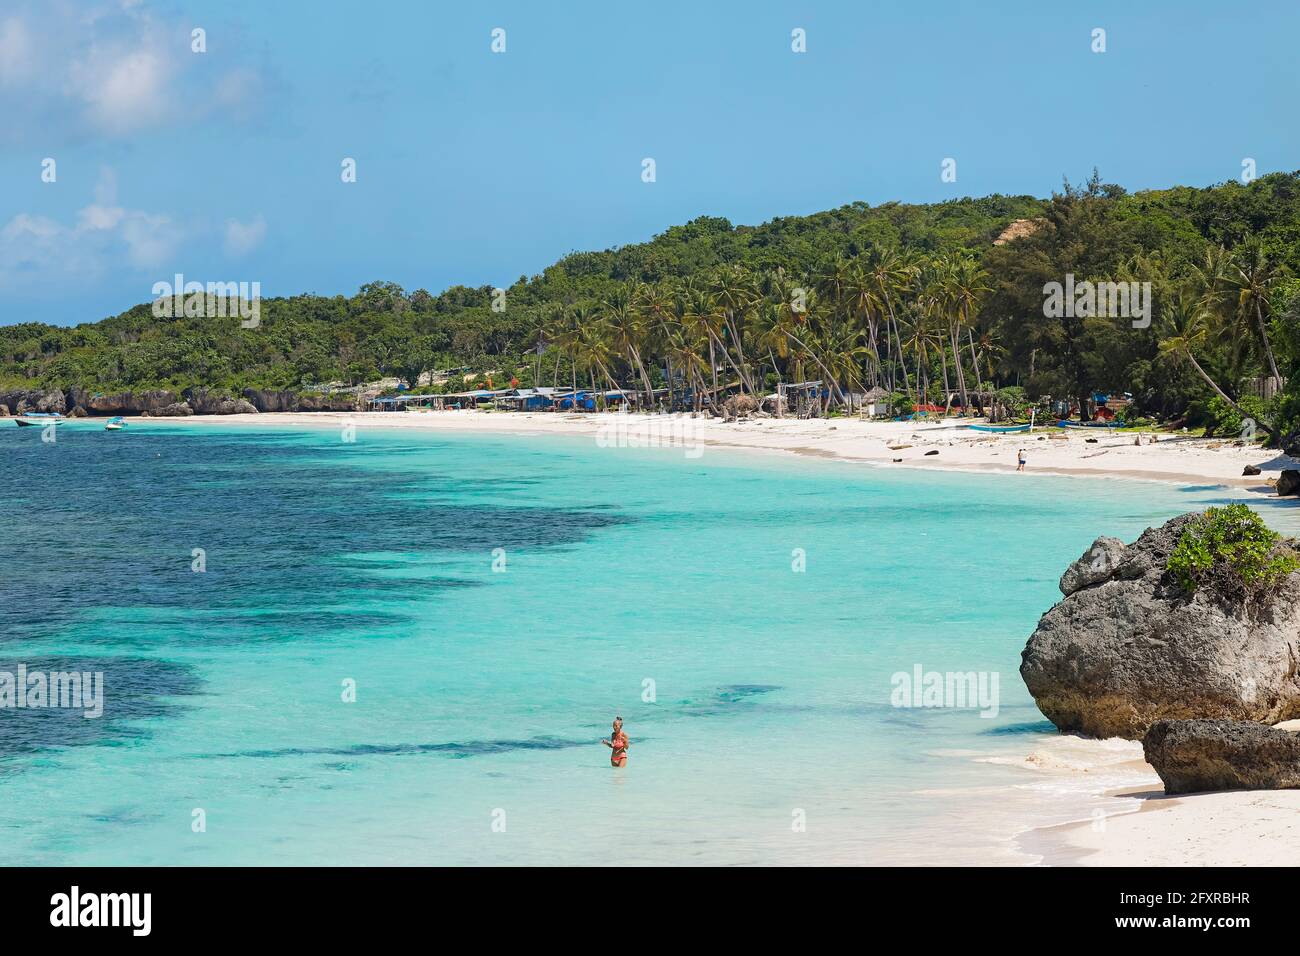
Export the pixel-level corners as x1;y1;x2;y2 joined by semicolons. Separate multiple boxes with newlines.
862;387;892;418
366;394;440;412
497;387;563;411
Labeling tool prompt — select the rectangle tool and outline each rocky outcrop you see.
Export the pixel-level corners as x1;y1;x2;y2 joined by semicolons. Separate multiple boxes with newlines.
0;405;9;417
289;391;358;412
67;406;87;418
156;402;194;416
1020;515;1300;739
242;388;298;412
1143;719;1300;793
182;388;258;415
1278;470;1300;496
1243;465;1262;476
66;388;180;416
237;388;356;412
3;384;351;417
0;389;66;414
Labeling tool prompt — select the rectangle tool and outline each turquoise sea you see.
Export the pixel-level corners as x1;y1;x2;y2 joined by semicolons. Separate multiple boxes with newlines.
1;420;1291;865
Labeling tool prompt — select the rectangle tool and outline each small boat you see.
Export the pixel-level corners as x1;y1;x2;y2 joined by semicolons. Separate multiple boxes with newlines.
967;423;1031;433
105;417;127;431
1057;419;1119;429
14;412;64;427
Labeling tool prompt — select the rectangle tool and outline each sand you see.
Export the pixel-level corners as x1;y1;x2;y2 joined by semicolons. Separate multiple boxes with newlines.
113;408;1300;866
126;409;1299;490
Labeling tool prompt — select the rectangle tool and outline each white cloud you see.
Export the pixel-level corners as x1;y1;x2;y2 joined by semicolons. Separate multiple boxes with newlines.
224;216;266;257
0;167;180;288
69;45;174;135
0;17;35;86
0;1;272;145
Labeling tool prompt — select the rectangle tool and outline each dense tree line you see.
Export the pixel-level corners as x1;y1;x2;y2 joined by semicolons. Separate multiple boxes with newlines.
5;172;1300;436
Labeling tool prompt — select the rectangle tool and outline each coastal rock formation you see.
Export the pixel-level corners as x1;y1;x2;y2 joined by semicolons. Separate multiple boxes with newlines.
182;388;259;415
66;388;180;416
1143;719;1300;793
67;406;87;418
1;389;67;414
1243;465;1262;476
1277;470;1300;496
239;388;358;413
1020;516;1300;739
157;402;194;416
242;388;298;412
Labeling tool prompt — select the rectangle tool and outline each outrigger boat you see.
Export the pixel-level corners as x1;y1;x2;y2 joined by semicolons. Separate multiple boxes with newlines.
105;416;127;431
1057;419;1119;429
966;423;1031;434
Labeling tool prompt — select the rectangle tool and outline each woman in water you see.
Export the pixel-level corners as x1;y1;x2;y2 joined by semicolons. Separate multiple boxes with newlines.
602;716;629;767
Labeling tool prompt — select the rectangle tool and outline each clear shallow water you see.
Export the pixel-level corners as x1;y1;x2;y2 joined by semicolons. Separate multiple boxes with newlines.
0;420;1293;865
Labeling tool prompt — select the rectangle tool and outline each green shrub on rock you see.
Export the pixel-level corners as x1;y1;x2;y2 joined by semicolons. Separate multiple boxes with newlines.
1167;504;1299;599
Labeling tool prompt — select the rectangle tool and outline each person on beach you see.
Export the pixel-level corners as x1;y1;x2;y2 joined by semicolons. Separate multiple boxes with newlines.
1016;449;1026;472
602;716;629;767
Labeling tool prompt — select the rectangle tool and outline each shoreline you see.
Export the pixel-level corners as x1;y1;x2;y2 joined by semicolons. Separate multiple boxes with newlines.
82;409;1300;491
1020;781;1300;866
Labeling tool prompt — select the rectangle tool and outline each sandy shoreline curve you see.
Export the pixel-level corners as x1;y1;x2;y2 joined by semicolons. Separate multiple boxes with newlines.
104;408;1300;490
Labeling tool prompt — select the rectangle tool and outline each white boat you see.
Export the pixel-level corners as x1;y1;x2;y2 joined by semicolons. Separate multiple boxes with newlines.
105;416;127;431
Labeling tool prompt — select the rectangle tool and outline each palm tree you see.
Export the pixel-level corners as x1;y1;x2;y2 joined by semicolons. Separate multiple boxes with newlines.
1158;286;1277;440
602;286;655;406
1231;243;1285;384
867;248;918;400
711;265;760;394
939;253;990;415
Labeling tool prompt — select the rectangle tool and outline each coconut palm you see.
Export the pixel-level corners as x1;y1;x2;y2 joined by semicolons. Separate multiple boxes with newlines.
1158;285;1277;440
1231;243;1286;384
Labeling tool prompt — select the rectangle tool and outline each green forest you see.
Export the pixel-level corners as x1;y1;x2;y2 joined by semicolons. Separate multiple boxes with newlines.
5;170;1300;439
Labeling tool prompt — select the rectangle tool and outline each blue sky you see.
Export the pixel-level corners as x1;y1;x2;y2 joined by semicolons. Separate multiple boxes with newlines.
2;0;1298;326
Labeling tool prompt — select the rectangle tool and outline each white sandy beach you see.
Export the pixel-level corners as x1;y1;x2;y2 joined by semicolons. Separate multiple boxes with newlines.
123;408;1300;866
1012;734;1300;866
131;408;1300;490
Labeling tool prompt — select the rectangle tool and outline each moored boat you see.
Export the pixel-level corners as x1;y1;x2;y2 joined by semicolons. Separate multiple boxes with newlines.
105;417;127;431
14;412;64;428
967;423;1031;433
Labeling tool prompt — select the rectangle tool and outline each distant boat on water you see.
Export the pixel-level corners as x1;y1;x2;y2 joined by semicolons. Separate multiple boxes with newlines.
14;412;64;427
105;417;127;431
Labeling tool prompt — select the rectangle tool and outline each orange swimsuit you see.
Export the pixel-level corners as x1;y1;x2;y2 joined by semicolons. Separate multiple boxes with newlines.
610;732;628;767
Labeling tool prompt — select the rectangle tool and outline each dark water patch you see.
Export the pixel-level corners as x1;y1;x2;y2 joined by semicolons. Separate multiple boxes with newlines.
85;806;162;827
980;720;1058;736
0;427;630;647
677;684;784;717
0;656;202;764
204;735;590;760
